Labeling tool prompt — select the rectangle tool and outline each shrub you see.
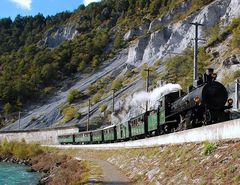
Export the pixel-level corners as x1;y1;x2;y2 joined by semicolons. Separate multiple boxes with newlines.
92;92;102;104
62;106;77;123
3;103;14;114
126;70;133;78
75;112;82;119
232;26;240;49
112;78;123;91
43;86;55;94
99;104;108;112
234;70;240;79
203;141;217;155
221;72;234;86
208;23;220;44
87;84;98;96
67;89;81;104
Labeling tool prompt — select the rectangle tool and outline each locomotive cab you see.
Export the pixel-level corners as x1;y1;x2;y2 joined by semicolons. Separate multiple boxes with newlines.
158;91;182;133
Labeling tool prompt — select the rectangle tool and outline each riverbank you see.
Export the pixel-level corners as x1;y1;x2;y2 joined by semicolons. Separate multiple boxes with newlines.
0;140;91;184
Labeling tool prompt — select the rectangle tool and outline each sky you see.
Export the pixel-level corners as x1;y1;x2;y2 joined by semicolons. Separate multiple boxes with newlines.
0;0;101;20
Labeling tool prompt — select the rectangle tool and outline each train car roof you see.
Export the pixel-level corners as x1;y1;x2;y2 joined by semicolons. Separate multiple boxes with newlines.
58;133;73;137
102;125;116;130
91;128;104;133
74;130;92;135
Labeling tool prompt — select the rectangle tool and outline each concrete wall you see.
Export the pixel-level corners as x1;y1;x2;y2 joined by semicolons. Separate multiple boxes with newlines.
0;127;79;145
53;119;240;150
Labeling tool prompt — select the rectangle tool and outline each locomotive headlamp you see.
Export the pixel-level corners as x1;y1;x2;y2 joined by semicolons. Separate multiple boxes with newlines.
194;96;201;104
227;98;233;105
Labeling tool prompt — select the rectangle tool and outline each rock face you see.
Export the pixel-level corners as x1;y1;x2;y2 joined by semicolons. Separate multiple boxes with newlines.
222;0;240;25
223;54;240;67
38;24;79;48
125;0;239;66
123;23;149;42
126;36;149;66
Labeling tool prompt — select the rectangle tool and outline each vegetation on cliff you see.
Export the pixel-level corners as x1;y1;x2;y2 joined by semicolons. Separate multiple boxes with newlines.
0;0;217;114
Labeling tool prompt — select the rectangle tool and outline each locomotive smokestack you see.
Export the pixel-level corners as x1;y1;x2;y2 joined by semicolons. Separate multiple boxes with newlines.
190;22;204;87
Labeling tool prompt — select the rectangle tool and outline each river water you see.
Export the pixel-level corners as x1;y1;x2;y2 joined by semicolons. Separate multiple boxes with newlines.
0;162;40;185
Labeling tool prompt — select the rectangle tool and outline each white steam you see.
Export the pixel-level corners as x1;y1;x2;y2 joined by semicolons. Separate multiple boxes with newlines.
111;83;182;124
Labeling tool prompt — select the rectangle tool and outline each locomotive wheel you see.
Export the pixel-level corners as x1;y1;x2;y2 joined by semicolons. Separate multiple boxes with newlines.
177;114;187;131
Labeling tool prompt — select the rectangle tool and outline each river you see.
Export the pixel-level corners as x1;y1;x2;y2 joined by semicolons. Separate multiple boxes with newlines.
0;162;40;185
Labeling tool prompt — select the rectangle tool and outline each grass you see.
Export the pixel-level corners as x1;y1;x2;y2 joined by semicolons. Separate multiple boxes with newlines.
0;140;43;159
203;141;217;155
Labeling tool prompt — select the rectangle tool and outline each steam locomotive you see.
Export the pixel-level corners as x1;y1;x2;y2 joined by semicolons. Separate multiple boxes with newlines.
58;68;233;144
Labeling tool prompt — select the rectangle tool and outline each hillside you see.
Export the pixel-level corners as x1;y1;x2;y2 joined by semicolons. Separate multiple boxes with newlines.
0;0;239;130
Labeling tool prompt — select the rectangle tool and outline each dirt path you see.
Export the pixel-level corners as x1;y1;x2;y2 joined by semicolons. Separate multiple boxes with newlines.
96;159;130;185
76;156;131;185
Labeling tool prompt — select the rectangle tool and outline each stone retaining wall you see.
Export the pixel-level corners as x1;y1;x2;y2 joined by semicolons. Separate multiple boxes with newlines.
0;127;79;144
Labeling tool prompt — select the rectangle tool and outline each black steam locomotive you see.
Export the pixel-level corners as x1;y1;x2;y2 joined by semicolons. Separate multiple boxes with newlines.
158;68;233;133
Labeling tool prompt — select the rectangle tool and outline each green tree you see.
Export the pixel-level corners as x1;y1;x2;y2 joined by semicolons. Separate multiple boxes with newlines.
149;0;162;15
114;34;124;49
3;103;13;114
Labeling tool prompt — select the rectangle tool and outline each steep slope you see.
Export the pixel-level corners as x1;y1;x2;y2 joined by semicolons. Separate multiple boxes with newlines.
1;0;240;130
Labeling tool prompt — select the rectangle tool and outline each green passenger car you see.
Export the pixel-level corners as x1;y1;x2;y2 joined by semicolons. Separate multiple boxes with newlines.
74;131;91;144
148;110;158;132
103;125;116;142
116;122;130;140
58;134;74;144
130;113;146;137
92;129;103;143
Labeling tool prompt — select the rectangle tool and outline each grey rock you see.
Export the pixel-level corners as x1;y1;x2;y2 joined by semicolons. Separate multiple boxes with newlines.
146;167;160;181
38;24;79;48
223;54;240;67
126;36;149;66
123;23;149;42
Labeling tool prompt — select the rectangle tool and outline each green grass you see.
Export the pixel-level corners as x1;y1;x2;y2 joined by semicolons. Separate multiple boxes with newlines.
203;141;217;155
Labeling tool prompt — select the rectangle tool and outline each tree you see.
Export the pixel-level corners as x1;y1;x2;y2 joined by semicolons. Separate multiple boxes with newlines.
149;0;161;15
116;0;129;12
114;34;124;49
3;103;13;114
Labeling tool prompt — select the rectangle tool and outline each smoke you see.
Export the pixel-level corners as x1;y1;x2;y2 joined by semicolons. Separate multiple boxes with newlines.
111;83;182;124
